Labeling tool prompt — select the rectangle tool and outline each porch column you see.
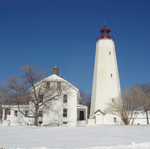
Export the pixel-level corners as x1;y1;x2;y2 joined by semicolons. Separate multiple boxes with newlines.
85;107;87;120
2;107;5;120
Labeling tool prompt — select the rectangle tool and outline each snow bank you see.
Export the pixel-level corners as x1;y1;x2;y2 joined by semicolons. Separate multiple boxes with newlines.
1;120;10;126
1;125;150;148
15;142;150;149
86;142;150;149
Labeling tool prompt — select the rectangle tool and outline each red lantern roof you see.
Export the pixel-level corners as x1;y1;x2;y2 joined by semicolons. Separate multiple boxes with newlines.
100;25;111;33
100;25;111;39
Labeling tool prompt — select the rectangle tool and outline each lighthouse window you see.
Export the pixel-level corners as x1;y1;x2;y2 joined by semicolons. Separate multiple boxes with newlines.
112;98;114;102
111;74;113;77
109;51;111;55
114;117;116;122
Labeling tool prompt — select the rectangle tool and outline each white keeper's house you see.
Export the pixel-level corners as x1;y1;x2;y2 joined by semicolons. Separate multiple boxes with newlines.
1;67;87;127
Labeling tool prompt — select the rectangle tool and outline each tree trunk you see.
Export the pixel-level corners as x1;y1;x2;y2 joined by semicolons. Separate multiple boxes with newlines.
34;108;38;126
146;110;149;125
122;117;129;125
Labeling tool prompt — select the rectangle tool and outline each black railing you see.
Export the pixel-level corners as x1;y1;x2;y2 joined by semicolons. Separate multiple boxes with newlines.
96;36;115;42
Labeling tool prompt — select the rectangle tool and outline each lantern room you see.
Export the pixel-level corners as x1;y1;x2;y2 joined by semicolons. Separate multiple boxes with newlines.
100;25;111;39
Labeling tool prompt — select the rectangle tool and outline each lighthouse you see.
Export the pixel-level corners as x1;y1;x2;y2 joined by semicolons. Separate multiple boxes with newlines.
89;25;121;124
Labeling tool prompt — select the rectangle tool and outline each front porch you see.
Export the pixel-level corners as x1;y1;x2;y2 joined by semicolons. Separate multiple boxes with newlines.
76;104;87;127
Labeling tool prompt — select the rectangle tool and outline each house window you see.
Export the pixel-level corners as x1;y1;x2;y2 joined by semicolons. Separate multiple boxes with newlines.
63;95;67;103
112;98;114;102
14;111;18;117
63;109;67;117
38;95;43;103
39;111;43;117
7;109;11;115
111;74;113;77
109;51;111;55
46;82;50;88
25;111;28;117
57;82;61;89
63;122;67;124
114;117;116;122
39;121;42;125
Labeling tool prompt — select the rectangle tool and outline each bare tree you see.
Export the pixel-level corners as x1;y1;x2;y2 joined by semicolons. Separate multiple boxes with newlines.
1;64;70;126
135;83;150;124
79;90;91;118
105;87;141;125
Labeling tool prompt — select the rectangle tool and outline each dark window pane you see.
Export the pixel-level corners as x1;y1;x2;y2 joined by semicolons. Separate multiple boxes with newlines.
114;117;116;122
7;109;11;115
25;111;28;117
63;95;67;103
112;98;114;102
57;82;61;89
39;111;43;117
14;111;18;117
63;109;67;117
38;95;43;102
46;82;50;88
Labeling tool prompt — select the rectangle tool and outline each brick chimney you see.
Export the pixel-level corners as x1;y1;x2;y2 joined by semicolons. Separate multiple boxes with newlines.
53;66;58;75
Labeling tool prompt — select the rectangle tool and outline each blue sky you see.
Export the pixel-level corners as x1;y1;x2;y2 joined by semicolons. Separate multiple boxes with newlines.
0;0;150;94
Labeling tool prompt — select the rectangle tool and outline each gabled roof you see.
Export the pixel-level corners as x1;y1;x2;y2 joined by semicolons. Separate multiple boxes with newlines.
43;74;79;92
29;74;79;93
94;109;105;115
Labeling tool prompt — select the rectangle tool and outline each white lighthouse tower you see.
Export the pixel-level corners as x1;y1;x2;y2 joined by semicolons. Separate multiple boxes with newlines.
89;25;121;124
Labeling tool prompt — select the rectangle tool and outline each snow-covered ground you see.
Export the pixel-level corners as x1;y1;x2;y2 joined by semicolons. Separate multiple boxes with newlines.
1;125;150;149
